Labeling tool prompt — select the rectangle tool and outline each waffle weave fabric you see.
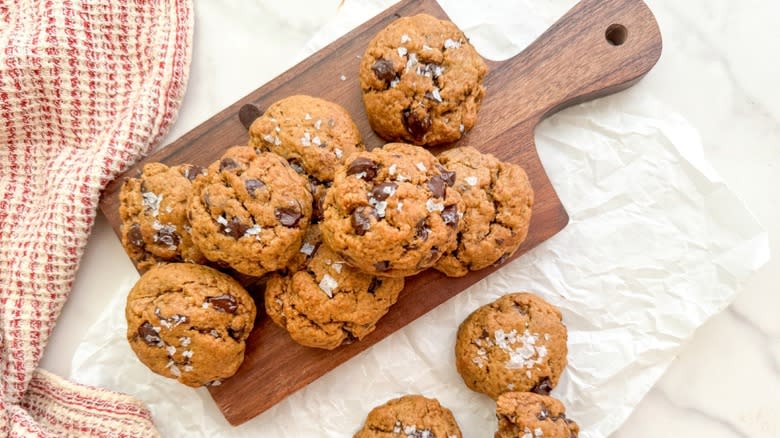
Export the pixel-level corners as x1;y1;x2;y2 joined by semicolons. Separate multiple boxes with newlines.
0;1;193;436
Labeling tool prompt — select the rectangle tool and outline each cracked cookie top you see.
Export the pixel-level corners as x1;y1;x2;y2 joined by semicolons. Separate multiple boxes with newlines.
359;14;487;146
321;143;461;277
455;293;568;400
265;244;404;350
495;392;580;438
434;146;534;277
188;146;312;276
119;162;208;271
353;395;462;438
125;263;257;387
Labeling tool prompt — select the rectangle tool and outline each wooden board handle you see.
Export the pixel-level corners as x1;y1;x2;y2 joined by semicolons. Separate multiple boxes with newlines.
481;0;662;134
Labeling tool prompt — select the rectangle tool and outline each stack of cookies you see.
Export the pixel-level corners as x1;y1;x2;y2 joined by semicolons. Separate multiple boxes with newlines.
118;13;577;435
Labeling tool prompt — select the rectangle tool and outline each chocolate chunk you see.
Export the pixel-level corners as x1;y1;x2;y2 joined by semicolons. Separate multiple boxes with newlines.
183;165;206;181
374;260;391;272
238;104;263;129
367;277;382;294
219;158;240;172
346;157;378;181
435;165;456;186
275;208;302;227
371;58;396;84
341;333;358;346
494;252;511;266
311;186;327;224
138;322;161;346
206;295;238;313
495;238;505;246
351;206;376;236
227;327;243;340
530;377;553;396
415;219;430;241
155;227;180;247
403;109;431;140
220;217;250;238
244;179;265;196
127;224;144;247
441;205;459;228
427;176;446;198
371;182;397;201
288;159;304;174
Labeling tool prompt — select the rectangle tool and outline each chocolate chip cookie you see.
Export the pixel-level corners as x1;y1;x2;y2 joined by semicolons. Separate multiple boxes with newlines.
434;147;534;277
495;392;580;438
321;143;461;277
188;146;313;276
360;14;488;146
354;395;462;438
455;293;568;399
265;243;404;350
248;95;363;184
119;162;208;271
125;263;257;387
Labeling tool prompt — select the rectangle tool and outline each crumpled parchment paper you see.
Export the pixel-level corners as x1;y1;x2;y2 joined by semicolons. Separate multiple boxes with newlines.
70;1;769;437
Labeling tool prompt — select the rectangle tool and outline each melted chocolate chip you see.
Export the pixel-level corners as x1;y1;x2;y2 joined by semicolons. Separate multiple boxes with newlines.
238;103;262;129
227;327;244;340
244;179;265;196
221;217;250;238
367;277;382;294
371;58;396;84
155;227;180;247
275;208;302;227
184;165;206;181
403;109;431;140
374;260;391;272
427;176;446;198
494;252;511;266
441;205;459;228
351;206;376;236
346;157;379;181
206;295;238;313
219;158;240;172
415;218;430;241
530;377;553;396
138;322;161;346
435;165;456;186
371;182;397;201
127;224;144;247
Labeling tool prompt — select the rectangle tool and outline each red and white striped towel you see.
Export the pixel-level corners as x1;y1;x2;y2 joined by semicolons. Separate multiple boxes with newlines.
0;1;192;436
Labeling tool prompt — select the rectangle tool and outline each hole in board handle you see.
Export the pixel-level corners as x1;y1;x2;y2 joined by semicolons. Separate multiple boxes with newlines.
606;24;628;46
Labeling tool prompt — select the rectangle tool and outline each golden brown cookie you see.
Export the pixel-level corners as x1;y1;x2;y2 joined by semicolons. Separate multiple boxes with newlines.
119;162;208;271
455;293;568;399
321;143;461;277
265;244;404;350
248;95;363;184
359;14;487;146
434;147;534;277
188;146;313;276
354;395;462;438
495;392;580;438
125;263;257;387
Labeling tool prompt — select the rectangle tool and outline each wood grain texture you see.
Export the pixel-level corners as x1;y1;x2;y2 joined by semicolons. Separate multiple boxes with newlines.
98;0;661;426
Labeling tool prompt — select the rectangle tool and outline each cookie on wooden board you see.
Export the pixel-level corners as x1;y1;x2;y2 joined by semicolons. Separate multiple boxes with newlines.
354;394;462;438
360;14;487;146
321;143;461;277
119;162;208;271
125;263;256;387
455;293;568;399
188;146;312;276
266;243;403;350
434;146;533;277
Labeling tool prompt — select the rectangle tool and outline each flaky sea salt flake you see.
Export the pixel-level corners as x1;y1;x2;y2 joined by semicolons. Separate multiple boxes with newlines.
426;199;444;212
465;176;478;186
319;274;338;297
400;34;411;43
397;47;407;57
416;162;427;172
444;38;461;49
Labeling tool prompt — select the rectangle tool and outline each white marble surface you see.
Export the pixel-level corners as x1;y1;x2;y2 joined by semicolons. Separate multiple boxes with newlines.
40;0;779;436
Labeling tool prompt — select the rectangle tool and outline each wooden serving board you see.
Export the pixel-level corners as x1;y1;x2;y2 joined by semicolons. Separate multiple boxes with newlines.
99;0;661;426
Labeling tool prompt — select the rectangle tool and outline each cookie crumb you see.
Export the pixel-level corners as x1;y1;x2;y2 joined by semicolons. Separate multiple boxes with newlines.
339;74;347;81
